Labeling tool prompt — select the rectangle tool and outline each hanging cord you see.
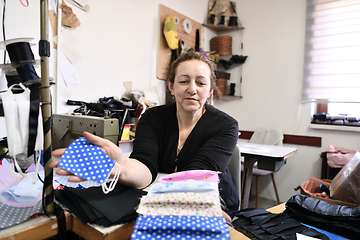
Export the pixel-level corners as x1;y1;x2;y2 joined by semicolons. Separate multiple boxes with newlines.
2;0;6;63
19;0;29;7
102;163;121;194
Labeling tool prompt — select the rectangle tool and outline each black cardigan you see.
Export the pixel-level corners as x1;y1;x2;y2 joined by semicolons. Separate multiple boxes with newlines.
130;103;240;217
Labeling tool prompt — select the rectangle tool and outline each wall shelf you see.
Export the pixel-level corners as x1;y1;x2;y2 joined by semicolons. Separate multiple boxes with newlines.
203;16;245;100
202;24;244;32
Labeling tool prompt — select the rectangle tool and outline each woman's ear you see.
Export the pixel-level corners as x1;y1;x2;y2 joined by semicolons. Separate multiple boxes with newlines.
208;89;214;98
167;80;174;95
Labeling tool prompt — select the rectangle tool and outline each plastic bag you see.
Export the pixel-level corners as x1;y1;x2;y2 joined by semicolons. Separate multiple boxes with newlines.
330;151;360;205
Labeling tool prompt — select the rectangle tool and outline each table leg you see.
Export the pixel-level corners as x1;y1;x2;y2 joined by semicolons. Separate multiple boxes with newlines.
241;157;257;209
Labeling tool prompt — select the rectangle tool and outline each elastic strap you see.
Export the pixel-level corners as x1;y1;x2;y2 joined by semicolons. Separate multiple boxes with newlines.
11;156;25;177
32;150;41;184
101;163;121;194
27;82;41;157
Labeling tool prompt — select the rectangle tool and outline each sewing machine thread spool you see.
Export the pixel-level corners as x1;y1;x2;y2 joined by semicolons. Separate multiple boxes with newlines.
208;13;216;24
218;15;225;25
228;16;238;27
230;83;235;96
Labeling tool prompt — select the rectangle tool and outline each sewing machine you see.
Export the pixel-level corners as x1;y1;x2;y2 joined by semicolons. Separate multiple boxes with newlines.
52;114;119;150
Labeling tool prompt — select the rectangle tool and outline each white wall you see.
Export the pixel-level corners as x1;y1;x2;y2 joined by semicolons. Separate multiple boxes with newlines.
1;0;359;204
53;0;212;114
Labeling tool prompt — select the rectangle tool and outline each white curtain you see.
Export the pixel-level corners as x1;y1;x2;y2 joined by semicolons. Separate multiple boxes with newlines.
302;0;360;102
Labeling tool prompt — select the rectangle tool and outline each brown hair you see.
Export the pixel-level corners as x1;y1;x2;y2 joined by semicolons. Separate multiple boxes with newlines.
166;52;218;91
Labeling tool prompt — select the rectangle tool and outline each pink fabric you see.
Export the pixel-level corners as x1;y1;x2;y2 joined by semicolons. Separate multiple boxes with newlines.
25;163;44;173
0;171;43;208
158;170;220;183
0;164;23;194
324;145;356;168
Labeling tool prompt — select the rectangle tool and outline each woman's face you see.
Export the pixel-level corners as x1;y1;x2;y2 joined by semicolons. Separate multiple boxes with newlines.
169;60;213;113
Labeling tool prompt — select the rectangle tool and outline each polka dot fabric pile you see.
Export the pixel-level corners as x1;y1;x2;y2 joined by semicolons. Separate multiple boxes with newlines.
0;200;43;229
132;215;229;240
58;137;115;184
131;170;230;240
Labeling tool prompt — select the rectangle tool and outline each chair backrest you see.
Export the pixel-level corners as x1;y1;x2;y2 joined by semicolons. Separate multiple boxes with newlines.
228;144;241;207
249;126;283;146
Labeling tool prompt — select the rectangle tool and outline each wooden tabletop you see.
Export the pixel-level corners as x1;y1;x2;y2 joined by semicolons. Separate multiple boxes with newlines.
0;204;287;240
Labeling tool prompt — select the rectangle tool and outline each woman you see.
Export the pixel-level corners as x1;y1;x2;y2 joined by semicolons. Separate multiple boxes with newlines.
50;52;240;220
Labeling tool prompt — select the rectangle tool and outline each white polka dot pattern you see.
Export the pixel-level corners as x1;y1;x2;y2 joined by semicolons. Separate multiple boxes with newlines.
58;137;115;184
131;215;230;240
0;200;43;229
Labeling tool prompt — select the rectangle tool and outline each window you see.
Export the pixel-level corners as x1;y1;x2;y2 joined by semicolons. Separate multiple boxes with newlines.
303;0;360;125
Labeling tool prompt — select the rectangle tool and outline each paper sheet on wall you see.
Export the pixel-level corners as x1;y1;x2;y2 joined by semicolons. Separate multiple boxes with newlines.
59;51;81;87
60;29;82;64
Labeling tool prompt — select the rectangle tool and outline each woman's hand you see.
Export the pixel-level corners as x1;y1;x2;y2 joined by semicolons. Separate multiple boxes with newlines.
50;131;125;182
222;210;232;224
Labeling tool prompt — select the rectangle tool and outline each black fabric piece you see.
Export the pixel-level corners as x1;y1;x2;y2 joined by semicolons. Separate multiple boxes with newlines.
261;213;291;229
5;74;22;87
261;236;283;240
16;64;39;82
67;185;145;224
54;184;146;227
250;212;274;224
253;212;290;226
243;224;262;232
219;55;248;70
27;83;41;157
232;216;250;226
235;207;269;218
6;42;35;62
54;203;67;240
285;194;360;240
267;219;307;235
231;207;329;240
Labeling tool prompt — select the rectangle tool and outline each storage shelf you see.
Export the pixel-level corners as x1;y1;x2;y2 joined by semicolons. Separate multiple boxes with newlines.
203;24;244;31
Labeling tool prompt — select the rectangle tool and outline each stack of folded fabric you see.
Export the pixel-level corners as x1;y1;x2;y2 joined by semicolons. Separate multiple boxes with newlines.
131;170;230;240
54;183;146;227
0;161;44;229
54;137;146;227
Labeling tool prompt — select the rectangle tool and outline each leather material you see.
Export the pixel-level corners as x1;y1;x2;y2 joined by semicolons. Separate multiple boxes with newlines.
285;194;360;239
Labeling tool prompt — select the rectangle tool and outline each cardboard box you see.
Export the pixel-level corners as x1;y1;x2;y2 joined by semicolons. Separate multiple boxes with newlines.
330;151;360;205
295;176;359;208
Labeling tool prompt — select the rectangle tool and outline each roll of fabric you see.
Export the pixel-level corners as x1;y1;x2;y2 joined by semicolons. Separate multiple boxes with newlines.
210;36;232;55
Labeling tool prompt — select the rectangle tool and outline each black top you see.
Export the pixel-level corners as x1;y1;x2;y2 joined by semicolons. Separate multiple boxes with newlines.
130;102;240;217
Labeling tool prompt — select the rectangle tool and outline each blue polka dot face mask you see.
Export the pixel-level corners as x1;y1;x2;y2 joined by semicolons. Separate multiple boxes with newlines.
58;137;120;194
